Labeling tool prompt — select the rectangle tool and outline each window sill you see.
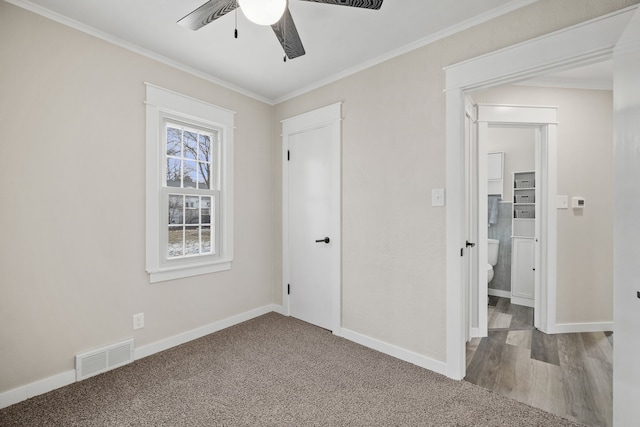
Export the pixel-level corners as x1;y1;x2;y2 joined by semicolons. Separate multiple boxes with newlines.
148;260;231;283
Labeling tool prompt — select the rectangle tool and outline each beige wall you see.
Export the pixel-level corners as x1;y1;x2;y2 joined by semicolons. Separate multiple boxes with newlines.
0;2;276;393
474;85;614;324
1;0;636;396
275;0;633;361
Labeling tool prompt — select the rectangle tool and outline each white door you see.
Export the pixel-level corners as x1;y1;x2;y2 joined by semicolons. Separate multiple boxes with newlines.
283;104;341;333
464;98;480;340
612;7;640;424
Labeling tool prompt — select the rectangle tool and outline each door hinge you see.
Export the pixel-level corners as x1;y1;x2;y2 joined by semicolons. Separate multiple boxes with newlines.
287;150;290;161
287;284;290;295
460;248;464;257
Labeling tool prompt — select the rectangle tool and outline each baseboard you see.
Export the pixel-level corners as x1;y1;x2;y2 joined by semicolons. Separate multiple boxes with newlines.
270;304;287;316
488;288;511;298
1;303;281;410
0;370;76;410
510;295;534;308
134;304;281;360
551;321;613;334
470;327;480;338
340;328;447;376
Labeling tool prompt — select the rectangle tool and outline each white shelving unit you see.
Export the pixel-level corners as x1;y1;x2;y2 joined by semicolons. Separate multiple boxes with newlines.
511;171;535;308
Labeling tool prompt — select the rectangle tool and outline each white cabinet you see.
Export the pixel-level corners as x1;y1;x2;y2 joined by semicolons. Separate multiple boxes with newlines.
511;170;536;308
487;152;504;180
511;237;535;307
487;152;504;197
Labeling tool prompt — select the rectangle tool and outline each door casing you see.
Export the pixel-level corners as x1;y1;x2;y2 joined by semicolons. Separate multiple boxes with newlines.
471;105;557;338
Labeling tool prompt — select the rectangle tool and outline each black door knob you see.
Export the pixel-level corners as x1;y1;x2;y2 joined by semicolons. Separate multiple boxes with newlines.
466;240;476;248
315;237;330;244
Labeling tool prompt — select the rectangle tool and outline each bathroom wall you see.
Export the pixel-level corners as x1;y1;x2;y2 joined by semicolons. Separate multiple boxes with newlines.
487;126;536;203
475;85;614;325
487;127;535;293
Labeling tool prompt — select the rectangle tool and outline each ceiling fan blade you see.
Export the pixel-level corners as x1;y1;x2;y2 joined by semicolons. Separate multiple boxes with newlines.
177;0;238;31
272;8;306;60
299;0;383;10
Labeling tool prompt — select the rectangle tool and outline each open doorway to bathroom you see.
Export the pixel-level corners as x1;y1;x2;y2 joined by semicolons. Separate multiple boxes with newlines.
463;65;615;426
466;104;557;339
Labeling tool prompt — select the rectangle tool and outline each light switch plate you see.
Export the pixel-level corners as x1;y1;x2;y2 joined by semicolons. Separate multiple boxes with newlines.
432;188;445;207
557;195;568;209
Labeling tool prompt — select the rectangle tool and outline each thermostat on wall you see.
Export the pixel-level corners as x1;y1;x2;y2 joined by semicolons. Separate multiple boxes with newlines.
572;197;585;209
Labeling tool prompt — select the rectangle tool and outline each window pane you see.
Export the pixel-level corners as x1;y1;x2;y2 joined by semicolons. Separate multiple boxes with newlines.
185;226;199;255
185;196;199;224
167;158;181;187
168;195;183;225
202;226;212;254
201;197;211;224
184;131;197;160
168;226;184;258
183;160;197;188
197;162;210;190
199;134;211;162
167;127;181;157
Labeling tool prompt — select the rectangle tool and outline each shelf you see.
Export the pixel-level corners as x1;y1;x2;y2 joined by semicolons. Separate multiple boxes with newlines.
513;171;536;236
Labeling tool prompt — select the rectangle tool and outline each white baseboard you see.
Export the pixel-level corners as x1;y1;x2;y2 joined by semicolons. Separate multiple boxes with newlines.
0;303;281;410
270;304;287;316
340;328;447;376
0;369;76;410
510;295;534;308
1;306;452;410
134;304;280;360
550;321;613;334
488;288;511;298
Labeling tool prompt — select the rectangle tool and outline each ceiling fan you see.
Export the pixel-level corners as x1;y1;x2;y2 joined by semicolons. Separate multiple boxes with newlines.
178;0;384;61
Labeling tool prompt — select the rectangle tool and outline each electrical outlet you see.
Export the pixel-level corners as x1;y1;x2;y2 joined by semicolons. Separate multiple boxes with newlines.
133;313;144;330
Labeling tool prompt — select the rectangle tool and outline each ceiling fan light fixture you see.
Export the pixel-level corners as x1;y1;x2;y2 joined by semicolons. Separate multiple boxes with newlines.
238;0;287;26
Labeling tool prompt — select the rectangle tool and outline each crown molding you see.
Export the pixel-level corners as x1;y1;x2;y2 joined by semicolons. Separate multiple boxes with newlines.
4;0;275;105
272;0;538;104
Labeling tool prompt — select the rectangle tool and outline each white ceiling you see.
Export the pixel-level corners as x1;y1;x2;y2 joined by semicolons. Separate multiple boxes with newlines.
10;0;540;103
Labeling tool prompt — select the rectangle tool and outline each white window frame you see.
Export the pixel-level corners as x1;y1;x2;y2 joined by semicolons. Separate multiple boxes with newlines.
145;83;234;283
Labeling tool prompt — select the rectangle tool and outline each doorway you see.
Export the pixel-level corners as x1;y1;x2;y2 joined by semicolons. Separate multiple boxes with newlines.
282;103;342;333
444;6;637;382
468;104;558;339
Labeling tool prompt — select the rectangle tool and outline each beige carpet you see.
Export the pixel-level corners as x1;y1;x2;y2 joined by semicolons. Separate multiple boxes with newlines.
0;313;582;426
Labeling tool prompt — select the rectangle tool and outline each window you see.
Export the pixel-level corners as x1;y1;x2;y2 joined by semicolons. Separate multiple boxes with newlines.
145;84;234;283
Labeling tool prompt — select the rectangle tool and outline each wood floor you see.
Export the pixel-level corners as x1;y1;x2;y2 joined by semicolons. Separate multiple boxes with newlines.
465;297;613;427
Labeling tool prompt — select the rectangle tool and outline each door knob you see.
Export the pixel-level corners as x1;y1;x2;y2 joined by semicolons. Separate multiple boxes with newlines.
466;240;476;248
315;237;330;244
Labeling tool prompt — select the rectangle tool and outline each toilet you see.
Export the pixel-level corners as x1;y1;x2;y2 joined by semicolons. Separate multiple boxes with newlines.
487;238;500;283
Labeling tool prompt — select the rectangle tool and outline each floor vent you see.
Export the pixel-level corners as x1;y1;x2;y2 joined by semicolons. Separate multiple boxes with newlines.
75;339;134;381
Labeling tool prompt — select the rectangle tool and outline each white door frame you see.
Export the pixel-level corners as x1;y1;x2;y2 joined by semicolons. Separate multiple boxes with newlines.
612;7;640;423
444;6;638;380
463;96;478;341
474;105;557;337
282;103;342;335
